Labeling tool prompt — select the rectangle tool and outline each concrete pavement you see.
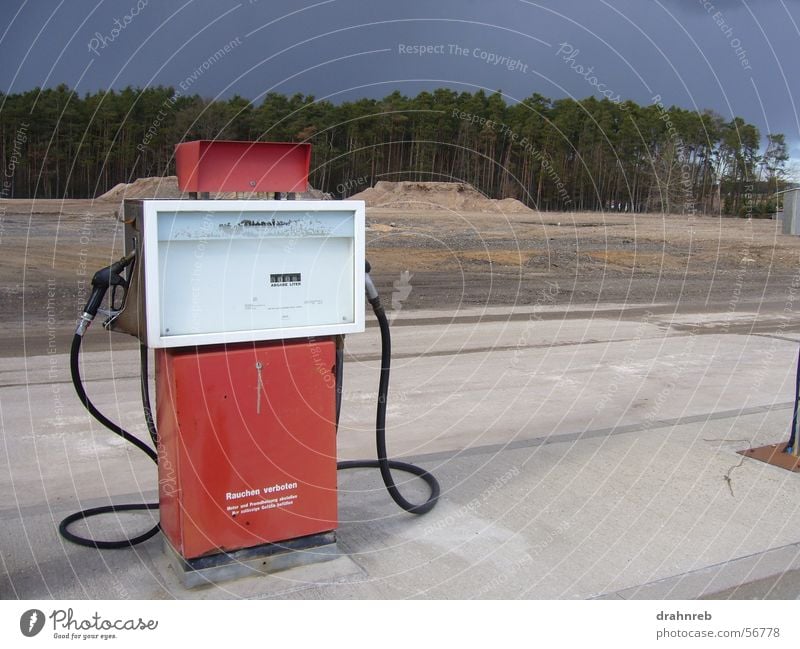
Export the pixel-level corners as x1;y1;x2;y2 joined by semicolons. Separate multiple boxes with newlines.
2;303;800;599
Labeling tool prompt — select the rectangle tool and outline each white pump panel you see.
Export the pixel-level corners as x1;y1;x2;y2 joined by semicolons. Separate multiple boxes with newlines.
141;200;365;348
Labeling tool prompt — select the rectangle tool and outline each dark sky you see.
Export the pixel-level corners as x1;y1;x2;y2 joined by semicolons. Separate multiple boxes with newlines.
3;0;800;163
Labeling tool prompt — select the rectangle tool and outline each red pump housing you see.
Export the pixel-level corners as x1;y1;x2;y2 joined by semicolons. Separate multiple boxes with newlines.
156;338;338;559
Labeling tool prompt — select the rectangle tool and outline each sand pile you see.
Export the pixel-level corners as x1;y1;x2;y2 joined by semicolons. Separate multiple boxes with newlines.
99;176;184;200
99;177;331;201
350;181;531;213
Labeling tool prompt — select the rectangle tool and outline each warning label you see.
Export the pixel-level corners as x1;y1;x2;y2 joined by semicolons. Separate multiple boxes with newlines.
224;482;299;515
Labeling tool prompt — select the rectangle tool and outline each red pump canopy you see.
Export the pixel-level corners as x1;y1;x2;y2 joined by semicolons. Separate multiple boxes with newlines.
175;140;311;193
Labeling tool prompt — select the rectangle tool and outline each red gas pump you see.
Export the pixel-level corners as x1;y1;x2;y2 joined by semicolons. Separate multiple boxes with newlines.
59;141;438;587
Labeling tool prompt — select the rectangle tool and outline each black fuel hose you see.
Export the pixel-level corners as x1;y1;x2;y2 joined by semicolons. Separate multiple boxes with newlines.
60;278;438;549
336;295;440;515
58;335;159;549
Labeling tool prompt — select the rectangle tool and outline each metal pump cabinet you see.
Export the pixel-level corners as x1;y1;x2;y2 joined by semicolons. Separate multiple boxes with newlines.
123;199;365;570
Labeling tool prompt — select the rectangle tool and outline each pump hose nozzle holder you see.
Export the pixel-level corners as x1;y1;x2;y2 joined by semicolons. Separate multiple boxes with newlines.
75;251;136;336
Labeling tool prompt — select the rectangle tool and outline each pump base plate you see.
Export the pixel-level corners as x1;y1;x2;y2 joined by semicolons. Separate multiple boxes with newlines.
164;531;340;589
738;443;800;472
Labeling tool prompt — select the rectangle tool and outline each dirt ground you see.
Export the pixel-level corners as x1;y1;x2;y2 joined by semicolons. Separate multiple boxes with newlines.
1;198;799;358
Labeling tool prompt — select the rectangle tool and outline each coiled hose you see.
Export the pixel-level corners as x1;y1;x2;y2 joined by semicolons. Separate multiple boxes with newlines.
58;335;159;549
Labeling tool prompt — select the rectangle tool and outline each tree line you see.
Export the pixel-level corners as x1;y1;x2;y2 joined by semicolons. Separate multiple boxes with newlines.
0;83;789;215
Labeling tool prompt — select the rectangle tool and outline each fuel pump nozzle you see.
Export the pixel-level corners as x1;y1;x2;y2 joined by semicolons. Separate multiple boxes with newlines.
75;251;136;336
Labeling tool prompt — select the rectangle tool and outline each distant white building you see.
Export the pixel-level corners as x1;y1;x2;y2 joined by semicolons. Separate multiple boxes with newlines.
780;187;800;234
